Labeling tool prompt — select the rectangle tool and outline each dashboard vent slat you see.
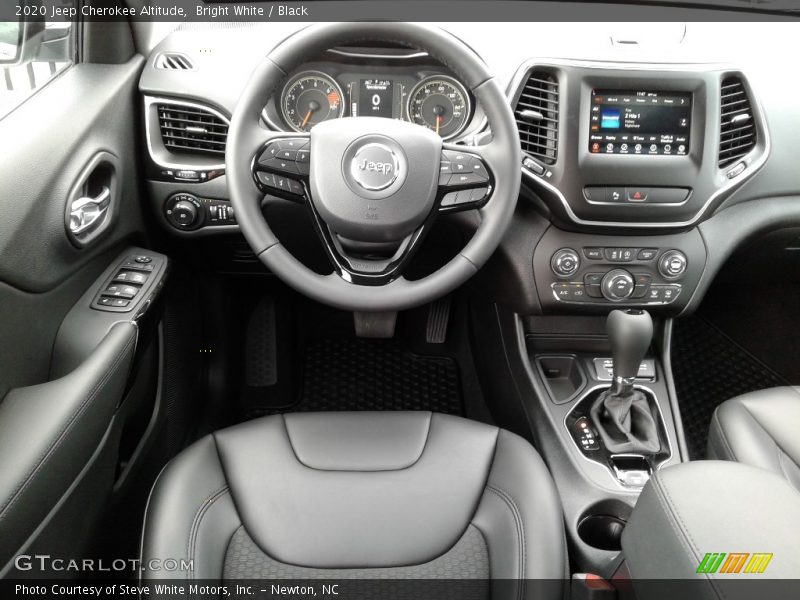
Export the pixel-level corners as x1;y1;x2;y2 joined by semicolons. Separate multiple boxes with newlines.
513;69;559;165
718;76;756;168
155;52;196;71
157;103;229;157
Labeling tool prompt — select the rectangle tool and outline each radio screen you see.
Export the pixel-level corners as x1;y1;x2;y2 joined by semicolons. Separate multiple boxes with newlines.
589;90;691;156
358;79;394;118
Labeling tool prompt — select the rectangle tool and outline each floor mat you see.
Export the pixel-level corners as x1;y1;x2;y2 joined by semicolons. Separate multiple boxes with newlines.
671;315;788;459
240;297;469;418
296;337;463;413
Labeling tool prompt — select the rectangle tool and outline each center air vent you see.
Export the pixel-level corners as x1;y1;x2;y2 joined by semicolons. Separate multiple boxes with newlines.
513;69;559;164
155;52;195;71
157;103;229;157
719;76;756;168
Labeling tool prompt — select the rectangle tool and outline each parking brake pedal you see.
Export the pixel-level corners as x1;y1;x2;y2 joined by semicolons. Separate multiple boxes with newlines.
426;296;452;344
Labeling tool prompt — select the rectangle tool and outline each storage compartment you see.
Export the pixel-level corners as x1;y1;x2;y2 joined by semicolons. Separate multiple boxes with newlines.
536;354;586;404
577;499;633;551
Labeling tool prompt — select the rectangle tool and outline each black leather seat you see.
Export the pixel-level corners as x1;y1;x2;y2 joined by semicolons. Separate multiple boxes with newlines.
707;387;800;491
141;411;566;597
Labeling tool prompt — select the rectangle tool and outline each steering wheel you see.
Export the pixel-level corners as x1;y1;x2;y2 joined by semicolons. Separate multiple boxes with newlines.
226;23;520;312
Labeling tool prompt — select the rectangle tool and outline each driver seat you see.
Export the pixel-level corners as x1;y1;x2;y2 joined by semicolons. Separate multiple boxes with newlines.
140;411;566;598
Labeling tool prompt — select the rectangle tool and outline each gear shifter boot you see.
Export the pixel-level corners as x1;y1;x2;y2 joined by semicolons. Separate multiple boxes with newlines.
590;388;660;453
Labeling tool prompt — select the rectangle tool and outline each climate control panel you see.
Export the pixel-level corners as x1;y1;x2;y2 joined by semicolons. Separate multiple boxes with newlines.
534;230;705;313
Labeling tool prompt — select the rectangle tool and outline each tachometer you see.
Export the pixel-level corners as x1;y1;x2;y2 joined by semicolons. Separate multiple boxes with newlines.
407;76;471;140
281;71;345;132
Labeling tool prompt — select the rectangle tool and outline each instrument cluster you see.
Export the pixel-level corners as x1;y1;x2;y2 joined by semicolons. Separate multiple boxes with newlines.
271;65;478;141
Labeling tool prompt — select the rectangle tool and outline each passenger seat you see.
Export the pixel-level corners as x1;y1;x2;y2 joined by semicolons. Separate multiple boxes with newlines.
707;387;800;491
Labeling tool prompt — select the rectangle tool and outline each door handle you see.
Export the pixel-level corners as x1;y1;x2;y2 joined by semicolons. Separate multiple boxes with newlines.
69;186;111;236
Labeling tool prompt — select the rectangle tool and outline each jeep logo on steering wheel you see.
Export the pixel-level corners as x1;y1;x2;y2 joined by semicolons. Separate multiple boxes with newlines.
349;143;400;191
358;159;394;176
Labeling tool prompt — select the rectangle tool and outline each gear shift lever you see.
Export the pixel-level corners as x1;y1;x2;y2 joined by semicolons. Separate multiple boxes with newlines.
590;309;660;454
607;309;653;397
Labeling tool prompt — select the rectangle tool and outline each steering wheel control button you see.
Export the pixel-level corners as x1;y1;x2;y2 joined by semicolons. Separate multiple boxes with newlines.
551;248;580;277
442;150;472;172
258;138;310;175
439;152;489;187
349;142;401;191
256;172;275;187
658;250;688;279
287;179;304;196
469;187;490;202
601;269;635;301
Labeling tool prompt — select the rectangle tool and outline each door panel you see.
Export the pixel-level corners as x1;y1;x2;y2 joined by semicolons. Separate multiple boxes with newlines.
0;36;155;572
0;56;146;397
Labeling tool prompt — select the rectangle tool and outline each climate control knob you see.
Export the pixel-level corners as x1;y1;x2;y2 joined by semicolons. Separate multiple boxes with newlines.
601;269;635;302
551;248;580;277
658;250;688;279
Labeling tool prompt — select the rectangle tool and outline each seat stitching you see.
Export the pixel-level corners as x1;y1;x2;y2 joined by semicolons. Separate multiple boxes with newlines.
738;401;800;473
711;410;737;461
0;331;135;523
186;485;230;581
776;448;800;492
486;484;525;600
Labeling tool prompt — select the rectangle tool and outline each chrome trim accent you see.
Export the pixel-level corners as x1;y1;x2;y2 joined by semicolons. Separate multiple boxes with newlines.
406;75;472;141
583;194;690;207
506;59;772;229
550;282;682;306
563;383;674;490
327;47;430;60
144;96;230;171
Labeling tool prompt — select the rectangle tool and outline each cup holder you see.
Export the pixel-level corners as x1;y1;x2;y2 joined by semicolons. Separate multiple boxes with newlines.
577;500;633;551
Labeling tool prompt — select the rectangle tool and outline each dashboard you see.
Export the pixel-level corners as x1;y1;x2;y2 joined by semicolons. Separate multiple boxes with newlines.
137;22;800;317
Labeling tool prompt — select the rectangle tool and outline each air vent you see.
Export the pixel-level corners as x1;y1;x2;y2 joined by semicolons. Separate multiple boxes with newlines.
719;76;756;168
155;52;195;71
157;103;229;157
514;69;559;164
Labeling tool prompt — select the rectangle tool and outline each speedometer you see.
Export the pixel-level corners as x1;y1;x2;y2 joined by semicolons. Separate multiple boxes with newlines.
281;71;345;132
407;76;471;140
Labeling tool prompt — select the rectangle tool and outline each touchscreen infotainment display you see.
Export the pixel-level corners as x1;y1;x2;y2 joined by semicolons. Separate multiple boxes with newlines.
589;90;691;156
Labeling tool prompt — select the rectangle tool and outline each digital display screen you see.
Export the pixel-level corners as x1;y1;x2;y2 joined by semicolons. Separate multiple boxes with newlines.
589;90;691;156
358;79;394;118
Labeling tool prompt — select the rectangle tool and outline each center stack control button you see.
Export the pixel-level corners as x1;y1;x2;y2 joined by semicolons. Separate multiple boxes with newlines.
601;269;635;301
551;248;580;277
658;250;688;279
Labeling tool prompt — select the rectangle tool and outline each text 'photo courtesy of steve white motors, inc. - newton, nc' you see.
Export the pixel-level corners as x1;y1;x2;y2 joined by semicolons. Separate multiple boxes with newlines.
14;583;344;597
